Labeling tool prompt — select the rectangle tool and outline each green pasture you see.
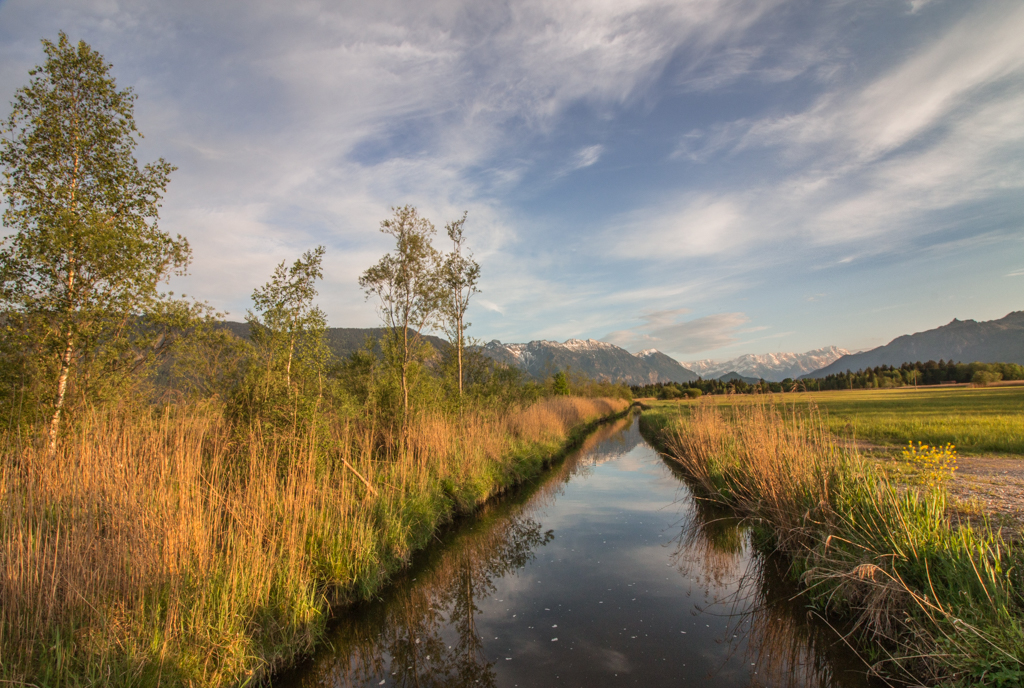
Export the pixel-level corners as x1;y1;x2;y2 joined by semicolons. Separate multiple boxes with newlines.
643;385;1024;455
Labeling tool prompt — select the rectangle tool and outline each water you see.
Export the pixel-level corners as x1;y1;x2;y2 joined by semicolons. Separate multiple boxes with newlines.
276;415;877;688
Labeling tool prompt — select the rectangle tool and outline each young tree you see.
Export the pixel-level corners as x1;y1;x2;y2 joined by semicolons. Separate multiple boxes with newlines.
0;33;187;451
359;206;441;414
439;212;480;397
248;246;328;392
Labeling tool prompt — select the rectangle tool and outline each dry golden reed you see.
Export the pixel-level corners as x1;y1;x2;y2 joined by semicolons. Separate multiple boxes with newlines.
0;395;627;687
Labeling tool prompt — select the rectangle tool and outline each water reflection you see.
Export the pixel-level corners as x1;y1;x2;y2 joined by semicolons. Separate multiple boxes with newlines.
277;415;874;688
674;496;873;687
302;510;547;688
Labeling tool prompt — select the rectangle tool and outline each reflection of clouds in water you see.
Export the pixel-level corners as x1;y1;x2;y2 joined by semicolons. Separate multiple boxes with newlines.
598;647;631;674
571;416;645;468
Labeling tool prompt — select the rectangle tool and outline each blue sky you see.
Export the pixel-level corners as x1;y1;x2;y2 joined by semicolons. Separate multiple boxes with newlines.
1;0;1022;362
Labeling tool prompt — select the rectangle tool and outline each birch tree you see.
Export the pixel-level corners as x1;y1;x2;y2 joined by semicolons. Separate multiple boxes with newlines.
359;206;441;414
247;246;328;394
439;212;480;396
0;34;186;451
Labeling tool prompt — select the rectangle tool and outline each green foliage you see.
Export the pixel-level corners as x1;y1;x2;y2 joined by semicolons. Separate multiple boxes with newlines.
163;314;251;401
634;361;1024;399
360;206;442;414
438;212;480;396
804;360;1023;391
230;248;333;431
0;33;188;442
972;369;1003;386
552;370;570;396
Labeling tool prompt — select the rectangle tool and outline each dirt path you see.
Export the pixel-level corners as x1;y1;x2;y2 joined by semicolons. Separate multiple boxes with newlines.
866;448;1024;535
946;455;1024;534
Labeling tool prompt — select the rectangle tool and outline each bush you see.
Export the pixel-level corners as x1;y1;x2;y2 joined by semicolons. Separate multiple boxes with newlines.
972;370;1002;386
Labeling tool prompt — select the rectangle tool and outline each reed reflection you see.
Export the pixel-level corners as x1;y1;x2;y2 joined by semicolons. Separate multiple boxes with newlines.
283;419;639;688
672;491;873;688
290;505;548;688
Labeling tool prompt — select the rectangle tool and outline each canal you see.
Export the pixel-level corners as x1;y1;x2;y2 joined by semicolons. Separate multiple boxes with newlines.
276;413;877;687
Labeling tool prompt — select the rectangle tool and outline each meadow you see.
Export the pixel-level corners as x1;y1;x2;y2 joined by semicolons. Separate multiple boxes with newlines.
643;385;1024;455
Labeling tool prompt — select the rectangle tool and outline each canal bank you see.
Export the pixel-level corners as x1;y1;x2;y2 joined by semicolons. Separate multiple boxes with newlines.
275;414;876;687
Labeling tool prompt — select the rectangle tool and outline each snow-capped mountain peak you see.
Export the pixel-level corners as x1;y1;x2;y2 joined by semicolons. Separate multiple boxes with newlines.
684;346;850;382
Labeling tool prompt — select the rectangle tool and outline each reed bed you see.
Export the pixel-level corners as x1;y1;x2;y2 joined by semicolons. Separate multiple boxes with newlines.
0;396;628;687
650;401;1024;686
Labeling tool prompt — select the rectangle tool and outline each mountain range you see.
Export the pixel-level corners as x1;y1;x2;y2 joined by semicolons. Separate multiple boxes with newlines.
685;346;851;382
218;322;450;359
802;311;1024;378
218;310;1023;386
482;339;698;385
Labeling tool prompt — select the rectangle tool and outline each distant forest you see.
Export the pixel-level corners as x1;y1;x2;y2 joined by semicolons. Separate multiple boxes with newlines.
631;360;1024;398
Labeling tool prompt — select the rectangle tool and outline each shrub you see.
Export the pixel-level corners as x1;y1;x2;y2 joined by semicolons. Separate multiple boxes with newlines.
972;370;1002;386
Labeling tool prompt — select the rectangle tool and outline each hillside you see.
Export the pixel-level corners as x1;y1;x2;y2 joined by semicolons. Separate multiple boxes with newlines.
218;322;450;359
686;346;850;382
635;349;700;383
715;371;761;385
803;311;1024;378
481;339;698;385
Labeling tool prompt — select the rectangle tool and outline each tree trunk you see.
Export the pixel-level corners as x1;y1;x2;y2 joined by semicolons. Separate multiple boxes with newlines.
402;324;410;412
47;126;83;455
286;334;294;388
457;316;464;396
47;330;75;455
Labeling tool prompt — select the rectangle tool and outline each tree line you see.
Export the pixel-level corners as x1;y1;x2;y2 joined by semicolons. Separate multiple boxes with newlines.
630;360;1023;398
799;360;1024;391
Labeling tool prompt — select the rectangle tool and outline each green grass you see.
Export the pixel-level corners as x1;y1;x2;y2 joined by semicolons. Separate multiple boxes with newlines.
642;385;1024;455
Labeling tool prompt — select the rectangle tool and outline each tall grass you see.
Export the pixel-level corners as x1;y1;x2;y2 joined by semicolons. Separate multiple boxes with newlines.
649;401;1024;686
0;396;628;687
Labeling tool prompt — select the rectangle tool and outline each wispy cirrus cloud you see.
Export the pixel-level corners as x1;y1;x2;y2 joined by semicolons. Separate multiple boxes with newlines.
602;1;1024;267
603;310;750;356
1;0;1020;359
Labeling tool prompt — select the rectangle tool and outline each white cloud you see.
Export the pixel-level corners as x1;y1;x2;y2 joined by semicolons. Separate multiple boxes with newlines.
571;145;604;170
0;0;794;325
741;3;1024;162
610;196;750;260
607;2;1024;262
603;311;750;356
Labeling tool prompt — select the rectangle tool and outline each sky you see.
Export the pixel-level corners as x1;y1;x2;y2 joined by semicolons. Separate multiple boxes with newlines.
1;0;1022;363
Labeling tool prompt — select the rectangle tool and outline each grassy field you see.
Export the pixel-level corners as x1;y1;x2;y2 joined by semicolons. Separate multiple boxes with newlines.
643;385;1024;455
